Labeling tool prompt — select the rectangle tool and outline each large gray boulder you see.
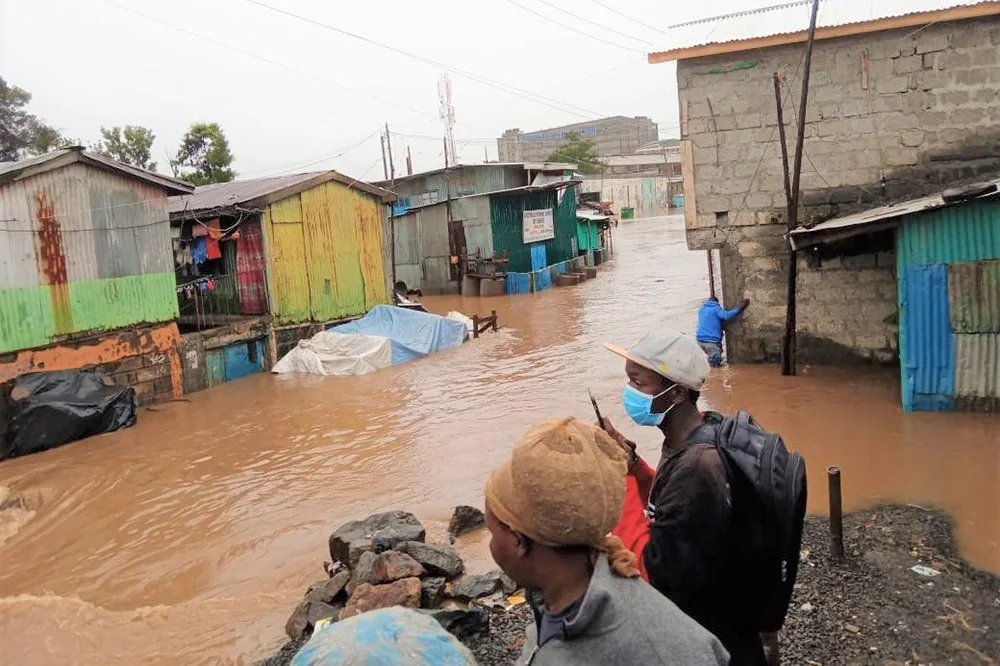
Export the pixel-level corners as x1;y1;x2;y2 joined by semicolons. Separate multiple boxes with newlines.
449;569;504;601
397;541;465;579
329;510;426;566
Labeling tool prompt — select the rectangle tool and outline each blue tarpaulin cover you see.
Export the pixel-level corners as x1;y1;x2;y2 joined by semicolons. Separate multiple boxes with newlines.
332;305;467;365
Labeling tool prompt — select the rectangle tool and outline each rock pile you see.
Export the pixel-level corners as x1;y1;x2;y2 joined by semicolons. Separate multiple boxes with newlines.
280;505;517;658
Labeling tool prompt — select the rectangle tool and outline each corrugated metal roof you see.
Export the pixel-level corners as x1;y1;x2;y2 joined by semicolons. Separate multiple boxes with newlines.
651;0;1000;62
170;171;395;217
376;162;576;188
0;147;193;195
788;179;1000;250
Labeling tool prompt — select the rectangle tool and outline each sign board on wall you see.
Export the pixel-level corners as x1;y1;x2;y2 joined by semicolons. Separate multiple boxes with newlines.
523;208;554;243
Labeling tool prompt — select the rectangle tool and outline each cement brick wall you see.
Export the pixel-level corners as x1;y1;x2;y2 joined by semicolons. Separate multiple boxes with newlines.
105;351;176;405
678;15;1000;363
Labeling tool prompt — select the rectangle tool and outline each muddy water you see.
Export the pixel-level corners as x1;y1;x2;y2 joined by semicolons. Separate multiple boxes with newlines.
0;216;996;665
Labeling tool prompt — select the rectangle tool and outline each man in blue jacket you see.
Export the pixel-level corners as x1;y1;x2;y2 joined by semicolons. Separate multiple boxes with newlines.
696;296;750;367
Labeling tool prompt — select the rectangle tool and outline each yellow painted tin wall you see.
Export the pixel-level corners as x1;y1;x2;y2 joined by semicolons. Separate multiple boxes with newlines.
262;180;389;325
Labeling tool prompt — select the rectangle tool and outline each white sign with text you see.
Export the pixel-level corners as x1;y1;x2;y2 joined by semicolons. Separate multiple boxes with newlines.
522;208;554;243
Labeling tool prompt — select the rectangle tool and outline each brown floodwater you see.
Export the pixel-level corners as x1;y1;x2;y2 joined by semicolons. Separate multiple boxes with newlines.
0;216;997;665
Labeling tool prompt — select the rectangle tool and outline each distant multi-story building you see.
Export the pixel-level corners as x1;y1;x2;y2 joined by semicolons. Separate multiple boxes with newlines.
497;116;658;163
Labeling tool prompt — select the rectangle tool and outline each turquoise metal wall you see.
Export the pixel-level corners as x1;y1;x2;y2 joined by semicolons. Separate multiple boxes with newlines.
897;200;1000;411
489;187;577;273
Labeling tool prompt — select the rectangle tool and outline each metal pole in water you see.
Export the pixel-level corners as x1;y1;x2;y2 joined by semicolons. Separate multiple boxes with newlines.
828;466;845;561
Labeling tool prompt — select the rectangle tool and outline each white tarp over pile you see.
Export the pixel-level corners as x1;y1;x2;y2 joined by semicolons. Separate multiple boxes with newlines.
446;311;475;336
272;331;392;376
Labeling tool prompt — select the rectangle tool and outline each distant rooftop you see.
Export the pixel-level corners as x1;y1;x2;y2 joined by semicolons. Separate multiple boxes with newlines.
169;171;394;217
649;0;1000;63
373;162;577;188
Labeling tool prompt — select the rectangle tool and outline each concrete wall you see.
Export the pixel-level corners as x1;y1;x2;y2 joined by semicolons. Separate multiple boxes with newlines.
498;117;659;162
677;15;1000;363
178;317;271;394
581;176;683;218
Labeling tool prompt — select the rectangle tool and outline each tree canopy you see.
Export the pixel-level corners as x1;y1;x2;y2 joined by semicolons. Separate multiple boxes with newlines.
91;125;157;171
171;122;235;185
546;132;603;175
0;76;69;161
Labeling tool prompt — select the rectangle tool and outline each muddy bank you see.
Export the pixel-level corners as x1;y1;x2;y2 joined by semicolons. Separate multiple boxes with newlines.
452;506;1000;666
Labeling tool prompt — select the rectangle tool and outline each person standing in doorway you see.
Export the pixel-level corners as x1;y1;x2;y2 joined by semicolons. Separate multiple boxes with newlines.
696;296;750;367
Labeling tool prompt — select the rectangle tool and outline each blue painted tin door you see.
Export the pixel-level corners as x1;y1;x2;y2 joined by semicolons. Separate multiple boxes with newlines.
206;349;226;387
900;265;955;411
224;339;264;382
530;244;547;272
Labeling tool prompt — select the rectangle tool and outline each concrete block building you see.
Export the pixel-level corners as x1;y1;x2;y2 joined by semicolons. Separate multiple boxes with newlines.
498;116;659;163
650;0;1000;364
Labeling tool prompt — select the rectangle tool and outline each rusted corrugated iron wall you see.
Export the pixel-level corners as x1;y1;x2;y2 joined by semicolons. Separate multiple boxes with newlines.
897;200;1000;411
262;180;389;325
0;163;178;354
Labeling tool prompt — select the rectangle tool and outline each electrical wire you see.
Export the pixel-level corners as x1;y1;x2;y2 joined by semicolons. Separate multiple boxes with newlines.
527;0;654;44
504;0;648;54
242;0;630;119
584;0;668;35
240;127;384;178
100;0;434;119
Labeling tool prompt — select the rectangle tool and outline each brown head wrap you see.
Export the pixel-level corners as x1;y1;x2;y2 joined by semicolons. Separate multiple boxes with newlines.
485;417;639;577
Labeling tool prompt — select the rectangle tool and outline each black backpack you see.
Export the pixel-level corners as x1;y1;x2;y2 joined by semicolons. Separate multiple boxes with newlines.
652;411;807;633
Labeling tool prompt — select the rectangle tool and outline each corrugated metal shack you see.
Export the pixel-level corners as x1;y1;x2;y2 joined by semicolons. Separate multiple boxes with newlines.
0;147;195;404
790;183;1000;412
169;171;396;385
392;181;580;294
375;162;575;215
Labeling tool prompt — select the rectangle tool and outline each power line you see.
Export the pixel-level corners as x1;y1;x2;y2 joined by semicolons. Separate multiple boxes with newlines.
240;127;383;177
584;0;668;35
505;0;648;54
528;0;654;44
100;0;434;119
242;0;627;119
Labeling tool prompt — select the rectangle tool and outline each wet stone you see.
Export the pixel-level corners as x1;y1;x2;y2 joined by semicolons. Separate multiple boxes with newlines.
398;540;465;579
329;510;426;566
306;601;341;627
284;600;311;640
420;608;489;641
346;551;377;596
500;573;518;595
371;550;425;583
340;577;422;620
421;576;447;609
305;571;351;604
450;570;504;601
448;505;485;540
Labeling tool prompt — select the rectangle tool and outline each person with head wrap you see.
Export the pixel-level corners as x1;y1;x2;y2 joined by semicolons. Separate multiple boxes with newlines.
484;417;729;666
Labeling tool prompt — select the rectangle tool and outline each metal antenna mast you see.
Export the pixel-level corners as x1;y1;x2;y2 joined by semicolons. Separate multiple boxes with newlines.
438;73;458;167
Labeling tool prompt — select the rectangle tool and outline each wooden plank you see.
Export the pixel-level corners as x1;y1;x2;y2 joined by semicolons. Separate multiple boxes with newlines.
648;3;1000;64
680;100;689;138
681;140;698;231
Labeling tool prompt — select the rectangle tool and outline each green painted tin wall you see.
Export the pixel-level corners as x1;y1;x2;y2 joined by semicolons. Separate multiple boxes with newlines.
897;200;1000;267
576;220;601;251
489;187;577;273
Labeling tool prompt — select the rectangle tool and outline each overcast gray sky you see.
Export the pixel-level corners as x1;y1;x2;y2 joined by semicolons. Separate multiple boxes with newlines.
1;0;760;179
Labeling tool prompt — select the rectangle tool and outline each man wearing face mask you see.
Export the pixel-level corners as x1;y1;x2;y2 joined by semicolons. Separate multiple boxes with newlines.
602;330;769;666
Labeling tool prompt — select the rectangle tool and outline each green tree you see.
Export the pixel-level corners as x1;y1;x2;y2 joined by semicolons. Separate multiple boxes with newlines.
547;132;603;175
0;77;67;161
171;122;235;185
92;125;157;170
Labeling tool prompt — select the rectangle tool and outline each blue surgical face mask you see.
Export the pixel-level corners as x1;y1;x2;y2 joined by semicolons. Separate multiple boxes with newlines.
622;382;678;426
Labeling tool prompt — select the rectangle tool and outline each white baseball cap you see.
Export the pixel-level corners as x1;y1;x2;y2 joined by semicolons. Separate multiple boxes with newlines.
604;330;710;391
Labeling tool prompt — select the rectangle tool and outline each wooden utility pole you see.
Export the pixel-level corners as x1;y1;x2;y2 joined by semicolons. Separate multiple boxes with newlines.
380;132;389;181
385;122;395;184
780;0;820;377
406;146;413;176
443;137;449;168
707;250;716;299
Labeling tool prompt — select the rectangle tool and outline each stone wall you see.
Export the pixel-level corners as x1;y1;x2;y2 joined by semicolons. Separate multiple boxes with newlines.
677;15;1000;363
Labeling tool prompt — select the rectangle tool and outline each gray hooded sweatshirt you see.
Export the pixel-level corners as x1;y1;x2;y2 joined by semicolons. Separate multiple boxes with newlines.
517;555;730;666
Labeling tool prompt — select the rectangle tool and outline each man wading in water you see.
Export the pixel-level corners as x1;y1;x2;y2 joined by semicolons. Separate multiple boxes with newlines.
603;330;806;666
484;417;729;665
696;295;750;367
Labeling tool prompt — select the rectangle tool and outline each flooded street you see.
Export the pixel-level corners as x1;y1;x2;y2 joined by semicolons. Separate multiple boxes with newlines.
0;216;997;665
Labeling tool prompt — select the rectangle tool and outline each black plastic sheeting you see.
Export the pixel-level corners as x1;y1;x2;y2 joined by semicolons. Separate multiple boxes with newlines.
2;370;137;461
